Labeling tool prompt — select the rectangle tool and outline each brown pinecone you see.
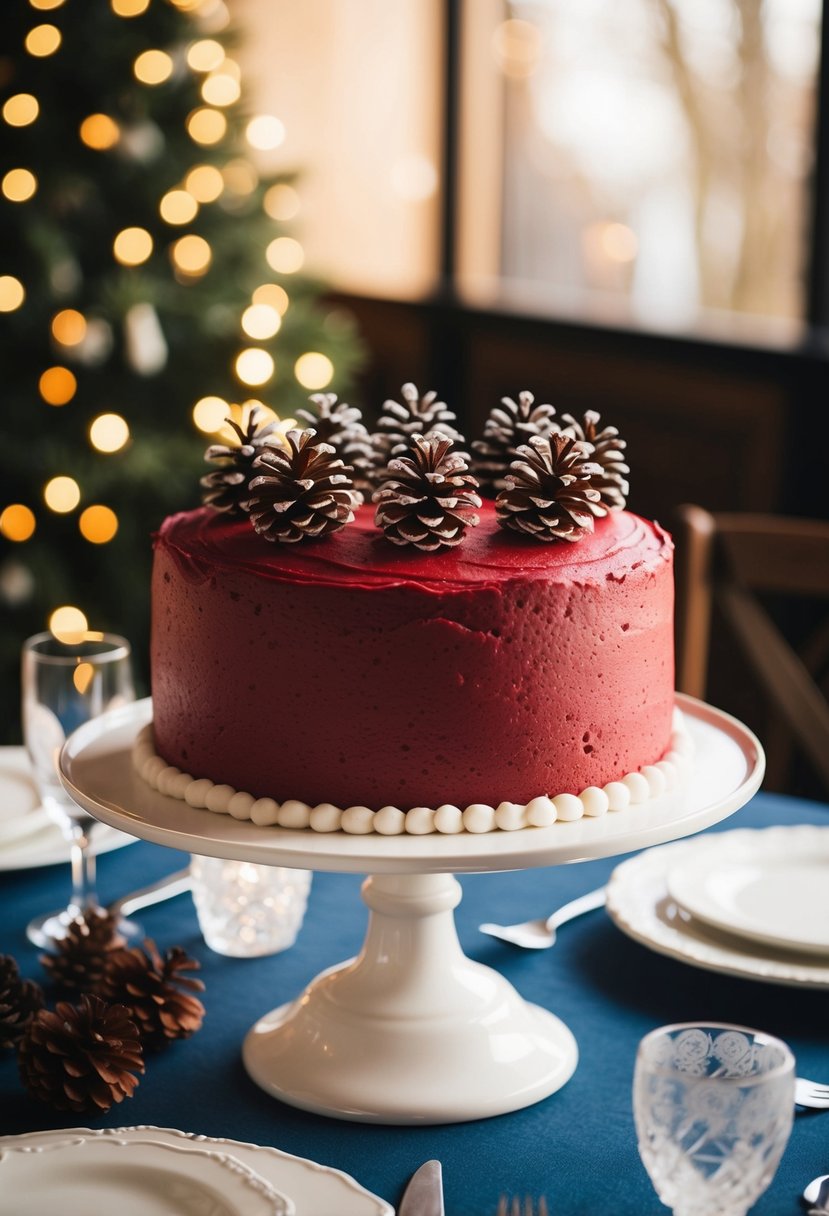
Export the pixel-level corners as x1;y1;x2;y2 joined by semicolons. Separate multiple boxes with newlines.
200;405;285;515
247;428;360;543
40;908;125;993
496;432;606;542
99;940;205;1050
370;382;467;484
294;392;374;494
472;390;558;496
18;993;143;1113
374;431;481;551
0;954;44;1049
558;408;629;510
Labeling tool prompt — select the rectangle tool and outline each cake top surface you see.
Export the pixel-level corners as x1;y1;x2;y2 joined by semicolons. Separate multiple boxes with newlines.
157;502;672;593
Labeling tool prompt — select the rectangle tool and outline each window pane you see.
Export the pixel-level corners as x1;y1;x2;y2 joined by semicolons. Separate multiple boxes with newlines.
237;0;443;298
459;0;822;337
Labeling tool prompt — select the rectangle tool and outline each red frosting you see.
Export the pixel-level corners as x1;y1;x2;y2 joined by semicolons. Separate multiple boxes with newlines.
150;503;674;810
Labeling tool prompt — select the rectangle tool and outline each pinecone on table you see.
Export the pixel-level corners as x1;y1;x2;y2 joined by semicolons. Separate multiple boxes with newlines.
370;382;467;484
557;408;629;510
496;433;606;542
40;909;125;993
200;405;285;515
18;993;143;1112
374;431;481;551
472;390;558;496
98;940;205;1050
0;954;43;1050
294;392;374;494
247;428;360;543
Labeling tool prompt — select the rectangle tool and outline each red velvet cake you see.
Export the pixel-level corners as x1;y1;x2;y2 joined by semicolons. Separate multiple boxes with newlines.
147;500;676;820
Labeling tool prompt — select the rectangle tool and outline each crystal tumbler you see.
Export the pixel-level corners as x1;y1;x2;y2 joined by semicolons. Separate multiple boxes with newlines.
190;856;312;957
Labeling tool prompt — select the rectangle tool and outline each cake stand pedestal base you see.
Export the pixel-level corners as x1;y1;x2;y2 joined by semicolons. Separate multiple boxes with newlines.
243;872;577;1124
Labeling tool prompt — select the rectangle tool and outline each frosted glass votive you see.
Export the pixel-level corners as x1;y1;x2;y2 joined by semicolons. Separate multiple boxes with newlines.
190;855;312;957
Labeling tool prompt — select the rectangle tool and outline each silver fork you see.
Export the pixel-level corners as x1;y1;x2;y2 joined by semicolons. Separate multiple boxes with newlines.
496;1197;549;1216
795;1077;829;1109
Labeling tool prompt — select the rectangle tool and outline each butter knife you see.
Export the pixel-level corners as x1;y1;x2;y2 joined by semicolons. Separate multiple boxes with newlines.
398;1160;444;1216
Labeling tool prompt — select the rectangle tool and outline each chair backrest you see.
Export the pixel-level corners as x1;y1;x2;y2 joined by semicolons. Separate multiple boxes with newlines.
675;505;829;796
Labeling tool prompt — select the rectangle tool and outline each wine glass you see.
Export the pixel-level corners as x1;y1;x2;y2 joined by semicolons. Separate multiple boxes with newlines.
21;631;142;948
633;1022;795;1216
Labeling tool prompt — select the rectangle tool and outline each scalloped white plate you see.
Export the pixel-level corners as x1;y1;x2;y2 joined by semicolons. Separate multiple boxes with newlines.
607;833;829;989
0;1134;292;1216
665;826;829;956
0;748;135;871
0;1128;393;1216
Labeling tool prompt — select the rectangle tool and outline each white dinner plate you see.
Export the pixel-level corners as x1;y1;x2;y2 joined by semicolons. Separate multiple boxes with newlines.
0;1127;394;1216
665;826;829;956
0;1134;292;1216
606;833;829;989
0;746;135;871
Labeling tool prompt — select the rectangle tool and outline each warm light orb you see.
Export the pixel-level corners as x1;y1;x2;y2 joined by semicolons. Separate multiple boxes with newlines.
192;395;229;433
263;183;300;222
25;24;62;56
266;236;304;274
39;366;77;405
79;504;118;543
2;169;37;202
0;276;25;312
235;348;274;387
0;504;36;542
73;662;94;694
241;303;281;340
79;113;120;150
134;49;173;85
185;164;223;202
29;0;65;9
491;18;542;79
159;189;198;225
3;94;39;127
89;413;130;452
44;475;80;513
295;352;334;390
113;226;153;266
187;107;227;145
171;234;211;275
51;309;86;346
390;155;438;202
112;0;150;15
600;221;639;263
186;39;224;71
252;283;289;314
49;605;88;644
246;115;285;151
222;159;257;195
201;72;240;106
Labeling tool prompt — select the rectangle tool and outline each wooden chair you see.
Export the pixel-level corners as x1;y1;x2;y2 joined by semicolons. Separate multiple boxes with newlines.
674;505;829;797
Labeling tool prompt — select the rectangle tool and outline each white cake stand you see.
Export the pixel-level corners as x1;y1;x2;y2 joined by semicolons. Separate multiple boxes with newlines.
59;694;763;1125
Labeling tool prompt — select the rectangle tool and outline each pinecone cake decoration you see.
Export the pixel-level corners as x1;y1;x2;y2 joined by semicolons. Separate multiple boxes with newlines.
374;431;482;551
40;908;125;993
496;432;606;543
18;993;144;1112
247;428;361;543
200;405;286;515
371;382;467;484
294;392;374;494
558;408;629;510
98;940;205;1050
472;390;559;496
0;954;44;1050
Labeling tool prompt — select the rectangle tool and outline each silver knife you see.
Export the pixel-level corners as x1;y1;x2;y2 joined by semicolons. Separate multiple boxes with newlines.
398;1160;444;1216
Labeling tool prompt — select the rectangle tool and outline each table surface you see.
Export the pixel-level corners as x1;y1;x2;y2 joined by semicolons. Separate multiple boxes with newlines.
1;791;827;1216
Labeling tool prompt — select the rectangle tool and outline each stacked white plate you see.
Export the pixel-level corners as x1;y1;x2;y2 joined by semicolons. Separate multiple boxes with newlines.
0;747;133;871
607;825;829;988
0;1127;394;1216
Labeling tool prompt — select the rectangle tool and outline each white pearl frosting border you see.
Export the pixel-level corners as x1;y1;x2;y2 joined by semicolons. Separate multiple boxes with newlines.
131;709;693;835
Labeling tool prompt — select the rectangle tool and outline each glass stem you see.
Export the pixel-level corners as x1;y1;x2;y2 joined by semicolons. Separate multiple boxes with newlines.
68;820;98;916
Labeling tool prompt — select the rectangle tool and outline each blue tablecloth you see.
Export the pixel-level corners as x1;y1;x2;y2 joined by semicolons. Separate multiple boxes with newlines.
1;792;828;1215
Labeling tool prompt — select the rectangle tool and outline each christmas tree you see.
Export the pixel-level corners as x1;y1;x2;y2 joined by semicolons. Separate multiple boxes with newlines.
0;0;363;738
